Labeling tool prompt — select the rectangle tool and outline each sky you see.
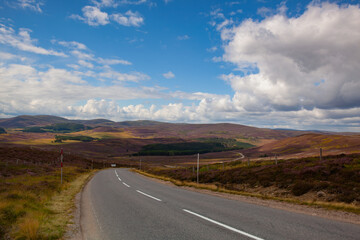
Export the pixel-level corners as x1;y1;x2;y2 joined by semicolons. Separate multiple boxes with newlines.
0;0;360;132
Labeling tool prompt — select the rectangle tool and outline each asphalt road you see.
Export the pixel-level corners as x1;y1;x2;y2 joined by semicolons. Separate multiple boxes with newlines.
80;169;360;240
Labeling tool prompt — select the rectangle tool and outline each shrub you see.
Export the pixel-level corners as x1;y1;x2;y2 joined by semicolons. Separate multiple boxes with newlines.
0;127;6;134
292;181;313;196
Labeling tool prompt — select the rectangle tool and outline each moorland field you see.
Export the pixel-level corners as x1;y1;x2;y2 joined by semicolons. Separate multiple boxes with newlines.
0;115;360;238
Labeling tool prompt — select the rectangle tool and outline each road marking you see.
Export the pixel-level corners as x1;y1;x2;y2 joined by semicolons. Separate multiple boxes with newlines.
115;170;122;181
122;182;130;187
183;209;264;240
136;190;162;202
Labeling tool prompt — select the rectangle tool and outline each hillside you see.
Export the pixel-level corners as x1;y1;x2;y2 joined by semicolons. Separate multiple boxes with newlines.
3;115;360;162
0;115;70;128
0;115;114;128
118;123;309;142
245;133;360;158
0;115;310;142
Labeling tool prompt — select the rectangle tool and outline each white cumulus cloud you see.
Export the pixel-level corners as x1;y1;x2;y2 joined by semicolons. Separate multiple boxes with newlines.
71;6;110;26
220;3;360;113
111;10;144;27
162;71;175;79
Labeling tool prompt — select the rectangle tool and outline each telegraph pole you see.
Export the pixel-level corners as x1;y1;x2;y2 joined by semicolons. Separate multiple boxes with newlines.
60;148;63;185
197;153;199;184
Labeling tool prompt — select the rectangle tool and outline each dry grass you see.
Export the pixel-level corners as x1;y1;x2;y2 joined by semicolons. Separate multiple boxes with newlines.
39;170;96;239
19;217;39;240
10;138;55;145
0;168;95;239
70;129;136;139
0;146;95;239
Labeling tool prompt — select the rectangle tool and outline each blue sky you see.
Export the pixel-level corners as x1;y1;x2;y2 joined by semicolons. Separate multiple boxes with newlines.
0;0;360;131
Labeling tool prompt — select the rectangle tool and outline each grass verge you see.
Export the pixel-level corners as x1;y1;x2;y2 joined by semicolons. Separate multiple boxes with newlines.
39;170;96;239
0;169;96;240
0;146;95;239
133;169;360;215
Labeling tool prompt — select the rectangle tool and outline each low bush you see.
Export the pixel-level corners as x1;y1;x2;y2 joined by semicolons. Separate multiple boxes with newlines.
292;181;313;196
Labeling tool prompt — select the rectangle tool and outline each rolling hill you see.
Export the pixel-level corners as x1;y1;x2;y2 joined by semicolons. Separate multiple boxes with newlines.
0;115;70;128
245;133;360;158
0;115;311;141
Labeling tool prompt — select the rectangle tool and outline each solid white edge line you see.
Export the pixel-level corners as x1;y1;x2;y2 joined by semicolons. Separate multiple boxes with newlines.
136;190;162;202
123;182;130;187
183;209;264;240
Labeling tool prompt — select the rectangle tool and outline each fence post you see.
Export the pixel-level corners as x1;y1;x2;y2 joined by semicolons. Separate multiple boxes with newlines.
197;153;199;184
320;148;323;161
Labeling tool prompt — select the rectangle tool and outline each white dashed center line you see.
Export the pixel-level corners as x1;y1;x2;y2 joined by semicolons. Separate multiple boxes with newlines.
136;190;162;202
183;209;264;240
122;182;130;188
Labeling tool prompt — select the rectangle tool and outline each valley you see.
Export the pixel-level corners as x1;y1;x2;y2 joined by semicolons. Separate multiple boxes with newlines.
0;115;359;239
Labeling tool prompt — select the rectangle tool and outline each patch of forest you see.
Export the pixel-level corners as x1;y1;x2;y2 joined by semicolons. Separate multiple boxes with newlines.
54;135;98;143
22;123;92;133
136;139;254;156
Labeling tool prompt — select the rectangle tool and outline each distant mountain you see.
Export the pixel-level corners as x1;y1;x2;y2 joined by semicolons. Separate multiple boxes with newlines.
0;115;325;142
116;120;165;127
0;115;70;128
74;119;115;125
122;122;313;141
0;115;117;128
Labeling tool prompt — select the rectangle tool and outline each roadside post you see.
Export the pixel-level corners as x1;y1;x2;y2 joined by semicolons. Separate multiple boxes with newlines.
320;148;323;161
60;148;63;185
140;159;142;170
197;153;199;184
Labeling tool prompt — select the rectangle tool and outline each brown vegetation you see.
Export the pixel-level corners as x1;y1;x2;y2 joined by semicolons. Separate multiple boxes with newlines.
244;133;360;159
145;154;360;211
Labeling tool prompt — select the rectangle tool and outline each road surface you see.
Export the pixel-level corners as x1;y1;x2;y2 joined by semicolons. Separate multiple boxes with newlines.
80;169;360;240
